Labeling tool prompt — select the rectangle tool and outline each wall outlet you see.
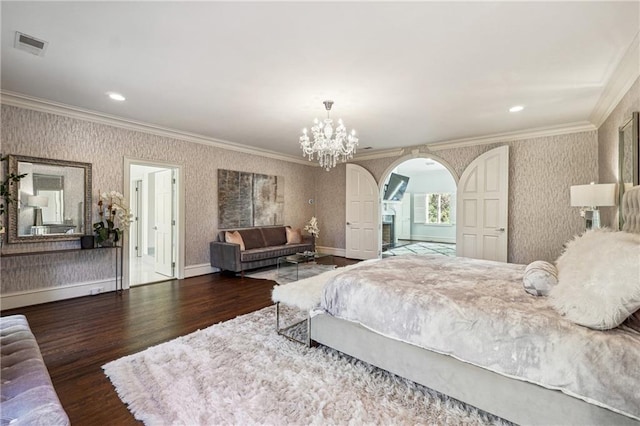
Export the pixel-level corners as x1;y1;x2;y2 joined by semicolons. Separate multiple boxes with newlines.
89;287;103;295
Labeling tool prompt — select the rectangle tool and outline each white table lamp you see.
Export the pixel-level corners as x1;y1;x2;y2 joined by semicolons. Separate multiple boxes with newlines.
570;183;617;229
27;195;49;227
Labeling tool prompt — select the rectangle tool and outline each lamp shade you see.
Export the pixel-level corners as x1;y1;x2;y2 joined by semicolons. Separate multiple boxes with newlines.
27;195;49;208
570;183;617;207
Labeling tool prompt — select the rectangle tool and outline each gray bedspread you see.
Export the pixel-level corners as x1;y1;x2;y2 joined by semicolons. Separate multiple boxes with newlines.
320;254;640;420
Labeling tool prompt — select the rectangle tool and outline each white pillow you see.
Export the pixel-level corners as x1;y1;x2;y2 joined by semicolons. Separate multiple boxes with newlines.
523;261;557;296
549;229;640;330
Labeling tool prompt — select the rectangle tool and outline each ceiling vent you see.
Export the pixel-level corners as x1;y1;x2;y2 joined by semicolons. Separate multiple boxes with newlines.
14;32;48;56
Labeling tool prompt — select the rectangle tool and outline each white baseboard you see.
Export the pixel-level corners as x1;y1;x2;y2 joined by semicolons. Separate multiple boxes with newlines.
408;235;456;244
184;263;219;278
1;278;117;310
317;246;346;257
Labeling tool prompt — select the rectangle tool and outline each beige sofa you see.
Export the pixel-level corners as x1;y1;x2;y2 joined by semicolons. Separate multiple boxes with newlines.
210;226;313;275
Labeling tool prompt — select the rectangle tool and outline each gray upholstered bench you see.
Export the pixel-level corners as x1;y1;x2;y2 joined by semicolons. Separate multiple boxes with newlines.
272;262;367;346
0;315;70;426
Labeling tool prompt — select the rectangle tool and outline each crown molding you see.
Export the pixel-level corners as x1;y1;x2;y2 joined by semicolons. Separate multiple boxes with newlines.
352;121;596;161
352;148;406;161
1;90;601;166
590;31;640;128
0;91;314;167
426;122;596;151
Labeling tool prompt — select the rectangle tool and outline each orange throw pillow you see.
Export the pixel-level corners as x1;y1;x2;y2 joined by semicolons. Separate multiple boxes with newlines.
225;230;245;251
286;227;302;244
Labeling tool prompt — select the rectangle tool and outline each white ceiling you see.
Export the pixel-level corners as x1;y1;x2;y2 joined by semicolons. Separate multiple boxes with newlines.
2;2;639;160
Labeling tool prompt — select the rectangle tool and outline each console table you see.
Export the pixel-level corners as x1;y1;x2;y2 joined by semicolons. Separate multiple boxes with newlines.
1;246;124;293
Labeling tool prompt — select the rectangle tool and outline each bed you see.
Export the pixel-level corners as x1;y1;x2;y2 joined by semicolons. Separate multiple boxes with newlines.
309;186;640;426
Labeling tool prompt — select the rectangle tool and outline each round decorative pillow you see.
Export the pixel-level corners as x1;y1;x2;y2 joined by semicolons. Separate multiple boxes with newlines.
522;260;558;296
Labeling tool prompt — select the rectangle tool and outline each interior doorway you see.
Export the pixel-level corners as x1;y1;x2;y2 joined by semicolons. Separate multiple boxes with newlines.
128;163;178;286
380;156;458;256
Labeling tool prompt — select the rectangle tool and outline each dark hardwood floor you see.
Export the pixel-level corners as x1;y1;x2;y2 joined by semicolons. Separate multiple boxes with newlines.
1;258;357;425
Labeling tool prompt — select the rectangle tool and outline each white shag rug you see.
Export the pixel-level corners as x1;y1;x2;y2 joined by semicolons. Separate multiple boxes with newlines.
103;306;510;426
246;263;337;284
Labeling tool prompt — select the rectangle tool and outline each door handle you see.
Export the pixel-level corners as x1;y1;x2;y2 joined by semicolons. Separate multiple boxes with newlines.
346;222;351;225
153;226;158;230
495;227;505;232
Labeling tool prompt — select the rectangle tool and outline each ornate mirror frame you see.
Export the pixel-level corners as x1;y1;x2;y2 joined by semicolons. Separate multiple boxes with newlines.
619;111;639;228
7;155;92;243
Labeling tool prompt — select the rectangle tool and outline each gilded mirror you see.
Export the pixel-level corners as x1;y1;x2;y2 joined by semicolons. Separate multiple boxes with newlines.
619;111;639;228
7;155;92;243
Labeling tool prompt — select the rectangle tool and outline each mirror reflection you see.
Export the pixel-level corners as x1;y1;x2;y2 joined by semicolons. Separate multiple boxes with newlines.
618;111;639;228
8;155;92;243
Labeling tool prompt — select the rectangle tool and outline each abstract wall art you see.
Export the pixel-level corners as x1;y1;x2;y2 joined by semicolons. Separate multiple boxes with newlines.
218;169;284;229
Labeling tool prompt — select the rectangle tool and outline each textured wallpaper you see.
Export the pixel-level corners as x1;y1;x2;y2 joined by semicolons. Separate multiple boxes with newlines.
1;249;116;293
1;105;316;293
598;77;640;228
315;131;598;264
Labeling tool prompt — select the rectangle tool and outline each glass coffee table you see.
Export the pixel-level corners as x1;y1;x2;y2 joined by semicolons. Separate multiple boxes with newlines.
275;251;334;346
276;251;333;281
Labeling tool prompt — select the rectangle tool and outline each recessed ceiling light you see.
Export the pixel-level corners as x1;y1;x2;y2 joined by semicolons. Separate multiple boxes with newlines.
509;105;524;113
107;92;126;101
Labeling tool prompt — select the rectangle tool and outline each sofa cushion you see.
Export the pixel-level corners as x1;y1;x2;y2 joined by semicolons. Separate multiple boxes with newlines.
238;228;266;250
261;226;287;246
240;243;310;262
286;227;302;244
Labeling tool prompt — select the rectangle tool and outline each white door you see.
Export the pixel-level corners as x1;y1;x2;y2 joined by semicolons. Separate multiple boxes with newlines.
456;145;509;262
397;192;412;240
346;164;380;259
154;170;174;276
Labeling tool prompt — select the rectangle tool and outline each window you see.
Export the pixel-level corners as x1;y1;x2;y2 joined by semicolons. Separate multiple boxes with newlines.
426;193;451;224
413;192;454;224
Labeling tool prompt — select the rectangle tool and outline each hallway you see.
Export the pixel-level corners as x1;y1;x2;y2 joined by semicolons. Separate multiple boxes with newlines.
129;253;171;286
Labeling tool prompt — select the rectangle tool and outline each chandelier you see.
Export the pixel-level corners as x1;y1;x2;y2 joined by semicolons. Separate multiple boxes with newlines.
299;100;359;171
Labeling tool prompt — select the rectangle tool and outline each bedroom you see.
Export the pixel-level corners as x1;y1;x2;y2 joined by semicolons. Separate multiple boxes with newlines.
1;1;639;424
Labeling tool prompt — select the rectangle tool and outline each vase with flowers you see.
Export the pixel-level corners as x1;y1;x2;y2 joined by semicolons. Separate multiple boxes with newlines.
304;216;319;250
94;191;131;247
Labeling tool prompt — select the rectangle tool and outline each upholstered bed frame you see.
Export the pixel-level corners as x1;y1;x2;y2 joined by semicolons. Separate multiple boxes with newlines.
310;186;640;426
622;185;640;233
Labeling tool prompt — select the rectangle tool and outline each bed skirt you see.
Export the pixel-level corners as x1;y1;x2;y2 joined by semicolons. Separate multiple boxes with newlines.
310;312;639;426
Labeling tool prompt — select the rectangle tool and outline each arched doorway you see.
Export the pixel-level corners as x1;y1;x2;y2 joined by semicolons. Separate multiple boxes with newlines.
379;154;458;257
